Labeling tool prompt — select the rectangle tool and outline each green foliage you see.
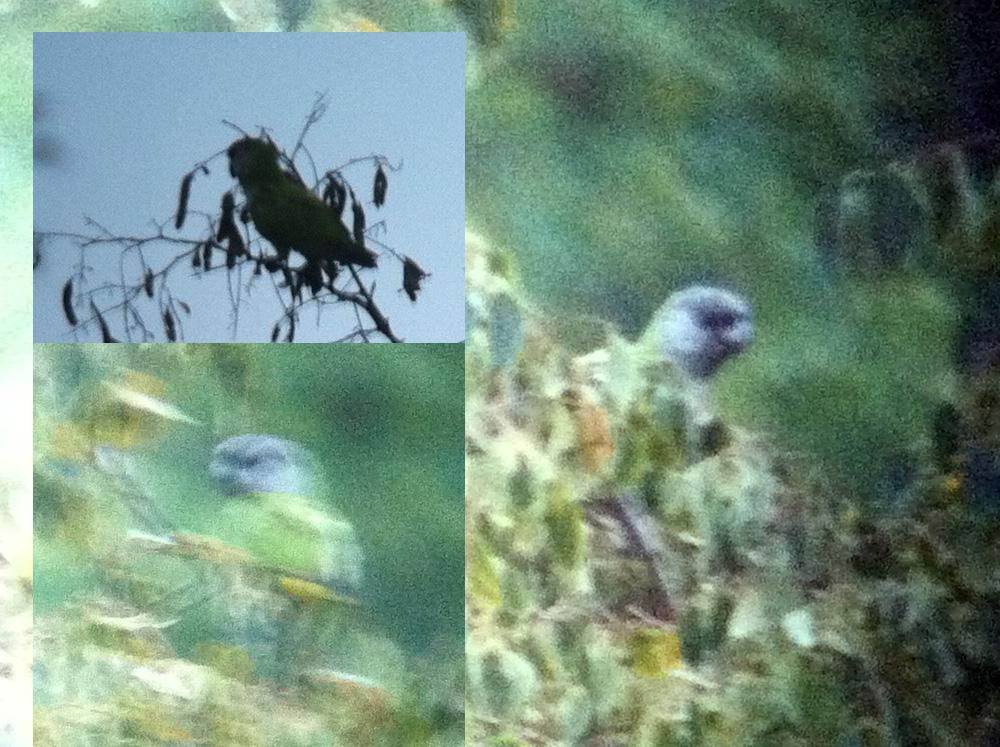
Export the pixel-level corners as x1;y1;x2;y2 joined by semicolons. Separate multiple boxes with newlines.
466;232;1000;745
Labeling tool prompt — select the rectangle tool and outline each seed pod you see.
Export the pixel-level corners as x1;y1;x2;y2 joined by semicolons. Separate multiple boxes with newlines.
61;279;77;326
163;310;176;342
351;195;366;245
226;233;245;269
402;255;429;302
217;191;238;242
323;175;347;217
285;315;295;342
203;242;212;271
175;171;194;230
91;301;119;342
373;164;388;208
143;269;154;298
192;244;202;268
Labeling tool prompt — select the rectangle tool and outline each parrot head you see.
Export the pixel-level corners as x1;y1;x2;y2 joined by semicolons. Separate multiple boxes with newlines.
227;136;281;182
209;434;315;497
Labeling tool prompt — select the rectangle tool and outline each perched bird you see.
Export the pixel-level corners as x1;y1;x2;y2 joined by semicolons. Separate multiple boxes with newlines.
653;285;754;381
208;434;363;594
205;434;364;680
226;137;378;273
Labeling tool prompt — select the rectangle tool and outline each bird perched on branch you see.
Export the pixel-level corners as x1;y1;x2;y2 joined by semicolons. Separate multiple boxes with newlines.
204;434;364;680
226;137;378;272
208;434;363;596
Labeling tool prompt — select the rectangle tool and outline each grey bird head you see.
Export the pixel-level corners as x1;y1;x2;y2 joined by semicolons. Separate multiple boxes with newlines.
209;434;316;496
657;285;753;381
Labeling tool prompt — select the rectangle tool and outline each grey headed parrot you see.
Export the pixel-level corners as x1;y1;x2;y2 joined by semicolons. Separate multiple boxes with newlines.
208;434;363;596
204;434;364;680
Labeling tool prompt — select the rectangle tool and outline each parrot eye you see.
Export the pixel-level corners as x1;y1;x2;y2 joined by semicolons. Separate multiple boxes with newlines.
699;308;738;331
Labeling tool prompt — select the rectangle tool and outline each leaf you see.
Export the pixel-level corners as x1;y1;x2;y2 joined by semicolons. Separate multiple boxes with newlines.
61;278;77;326
564;388;616;473
175;171;194;229
104;377;198;425
544;481;584;569
631;628;683;678
373;164;388;208
217;0;281;31
277;576;347;604
178;301;191;315
468;538;503;608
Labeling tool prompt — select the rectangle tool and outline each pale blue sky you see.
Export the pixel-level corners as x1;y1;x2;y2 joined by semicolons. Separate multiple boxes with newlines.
34;32;465;342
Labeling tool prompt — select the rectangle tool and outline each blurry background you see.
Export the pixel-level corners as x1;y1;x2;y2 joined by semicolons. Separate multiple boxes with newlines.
465;0;1000;505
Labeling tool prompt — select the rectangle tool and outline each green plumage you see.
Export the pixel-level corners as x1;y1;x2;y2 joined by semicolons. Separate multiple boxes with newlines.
212;491;363;593
226;137;377;269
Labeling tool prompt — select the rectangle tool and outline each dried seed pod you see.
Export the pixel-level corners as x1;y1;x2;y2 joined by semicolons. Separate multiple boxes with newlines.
402;255;429;301
203;242;212;271
62;279;77;326
175;171;194;229
226;232;245;269
143;269;154;298
271;322;281;342
351;195;366;245
192;243;202;268
91;301;119;342
373;164;388;208
217;191;238;242
163;310;176;342
323;175;347;217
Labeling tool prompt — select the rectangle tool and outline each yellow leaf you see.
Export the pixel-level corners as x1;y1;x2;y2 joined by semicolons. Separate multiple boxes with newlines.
468;538;503;608
631;628;683;678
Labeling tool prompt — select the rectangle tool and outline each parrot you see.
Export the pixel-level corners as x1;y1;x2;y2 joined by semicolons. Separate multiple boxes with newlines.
207;433;363;597
202;434;364;680
226;137;378;276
